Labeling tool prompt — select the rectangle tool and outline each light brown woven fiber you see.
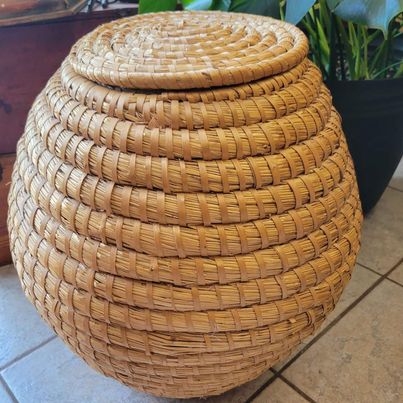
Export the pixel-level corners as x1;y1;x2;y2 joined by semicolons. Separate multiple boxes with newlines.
8;10;362;399
69;12;309;90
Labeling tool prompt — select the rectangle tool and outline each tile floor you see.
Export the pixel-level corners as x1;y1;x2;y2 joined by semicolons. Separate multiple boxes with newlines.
1;159;402;403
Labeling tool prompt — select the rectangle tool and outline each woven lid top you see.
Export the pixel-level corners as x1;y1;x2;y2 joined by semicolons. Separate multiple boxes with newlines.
68;11;308;90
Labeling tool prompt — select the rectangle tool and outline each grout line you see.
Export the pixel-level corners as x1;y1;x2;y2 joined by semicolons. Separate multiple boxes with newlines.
358;261;403;287
277;373;316;403
0;374;18;403
387;185;403;193
355;262;375;271
356;262;384;276
274;256;403;376
245;369;316;403
244;371;279;402
385;277;403;288
0;335;57;372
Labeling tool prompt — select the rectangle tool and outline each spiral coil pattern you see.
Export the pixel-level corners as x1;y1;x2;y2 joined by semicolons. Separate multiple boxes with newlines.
8;11;362;398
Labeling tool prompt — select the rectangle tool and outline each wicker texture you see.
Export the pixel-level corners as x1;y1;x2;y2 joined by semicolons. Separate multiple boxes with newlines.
8;11;362;399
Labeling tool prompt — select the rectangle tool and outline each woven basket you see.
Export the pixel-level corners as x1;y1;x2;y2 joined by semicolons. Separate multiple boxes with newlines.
8;11;362;399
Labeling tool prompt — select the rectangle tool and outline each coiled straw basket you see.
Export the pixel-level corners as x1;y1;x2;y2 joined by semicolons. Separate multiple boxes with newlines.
8;11;362;398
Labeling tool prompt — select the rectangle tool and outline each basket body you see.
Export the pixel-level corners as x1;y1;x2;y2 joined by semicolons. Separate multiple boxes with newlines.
8;11;362;398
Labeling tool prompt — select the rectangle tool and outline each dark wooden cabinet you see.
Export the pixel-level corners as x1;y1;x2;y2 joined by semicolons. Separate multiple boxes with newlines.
0;6;137;264
0;154;15;265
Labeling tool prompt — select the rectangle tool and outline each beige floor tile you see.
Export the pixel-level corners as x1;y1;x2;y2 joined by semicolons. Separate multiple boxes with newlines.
188;370;274;403
1;334;273;403
283;280;403;403
252;378;307;403
0;264;55;369
389;157;403;191
273;264;380;370
388;262;403;286
324;264;380;322
1;338;165;403
357;188;403;274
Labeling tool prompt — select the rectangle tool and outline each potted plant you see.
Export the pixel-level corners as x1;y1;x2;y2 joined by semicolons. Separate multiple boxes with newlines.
283;0;403;215
139;0;403;214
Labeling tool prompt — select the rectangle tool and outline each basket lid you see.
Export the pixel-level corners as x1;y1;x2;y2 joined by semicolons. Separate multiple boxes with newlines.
68;11;308;90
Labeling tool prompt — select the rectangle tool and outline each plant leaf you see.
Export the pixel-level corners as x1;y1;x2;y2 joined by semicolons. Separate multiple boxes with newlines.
229;0;280;18
139;0;177;13
182;0;212;10
211;0;231;10
182;0;230;10
326;0;342;11
285;0;316;24
333;0;403;36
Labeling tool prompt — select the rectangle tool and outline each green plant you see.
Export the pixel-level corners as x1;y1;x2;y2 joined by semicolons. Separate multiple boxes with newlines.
294;1;403;80
138;0;402;80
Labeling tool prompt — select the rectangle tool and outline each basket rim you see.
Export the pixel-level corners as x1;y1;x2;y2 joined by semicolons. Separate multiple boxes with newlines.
68;11;309;90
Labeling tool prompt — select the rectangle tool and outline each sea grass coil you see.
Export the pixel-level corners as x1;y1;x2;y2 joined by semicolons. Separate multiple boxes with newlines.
8;11;362;398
